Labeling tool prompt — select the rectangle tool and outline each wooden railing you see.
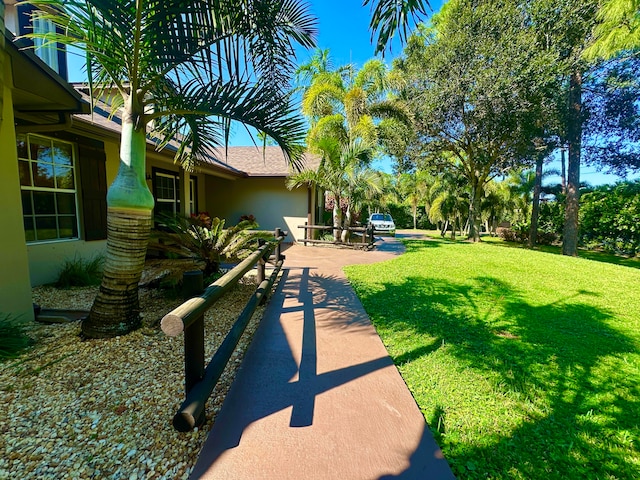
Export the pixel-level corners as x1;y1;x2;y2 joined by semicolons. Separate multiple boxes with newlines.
161;228;287;432
298;223;375;248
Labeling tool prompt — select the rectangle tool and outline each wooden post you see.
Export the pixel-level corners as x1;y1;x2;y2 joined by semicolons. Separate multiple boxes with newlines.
275;228;282;260
257;239;266;284
182;271;204;396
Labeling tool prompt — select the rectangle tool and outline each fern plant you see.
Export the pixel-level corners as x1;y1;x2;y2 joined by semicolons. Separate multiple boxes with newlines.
152;213;273;275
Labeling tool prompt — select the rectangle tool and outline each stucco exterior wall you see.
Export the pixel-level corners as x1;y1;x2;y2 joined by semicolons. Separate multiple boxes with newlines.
0;56;34;319
205;176;309;242
27;240;107;286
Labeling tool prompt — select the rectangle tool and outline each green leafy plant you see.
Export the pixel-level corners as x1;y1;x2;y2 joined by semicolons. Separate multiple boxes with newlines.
0;315;32;361
56;255;104;288
152;213;273;275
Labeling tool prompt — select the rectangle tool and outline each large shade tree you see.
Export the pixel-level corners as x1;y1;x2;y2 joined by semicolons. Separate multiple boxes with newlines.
394;0;557;241
23;0;316;338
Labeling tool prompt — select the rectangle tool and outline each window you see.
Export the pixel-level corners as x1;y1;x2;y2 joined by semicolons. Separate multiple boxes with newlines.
18;134;79;242
16;4;68;78
32;15;59;73
153;170;196;218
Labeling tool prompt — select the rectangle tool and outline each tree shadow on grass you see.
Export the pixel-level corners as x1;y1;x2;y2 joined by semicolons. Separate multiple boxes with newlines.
361;275;640;479
482;239;640;270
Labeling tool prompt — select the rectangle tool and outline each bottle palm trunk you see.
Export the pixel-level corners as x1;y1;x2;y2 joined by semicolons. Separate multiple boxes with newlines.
82;113;154;338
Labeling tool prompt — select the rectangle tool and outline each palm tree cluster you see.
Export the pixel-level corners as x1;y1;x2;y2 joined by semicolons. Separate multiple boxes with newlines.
288;49;412;242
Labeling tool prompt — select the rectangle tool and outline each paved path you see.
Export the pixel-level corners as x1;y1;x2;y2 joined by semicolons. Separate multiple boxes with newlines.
189;234;454;480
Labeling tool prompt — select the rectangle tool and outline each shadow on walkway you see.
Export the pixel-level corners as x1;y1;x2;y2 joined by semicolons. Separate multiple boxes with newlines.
189;239;453;480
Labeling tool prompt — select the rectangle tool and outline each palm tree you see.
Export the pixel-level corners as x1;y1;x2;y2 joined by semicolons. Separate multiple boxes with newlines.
397;170;432;230
427;169;469;239
287;138;379;242
25;0;316;338
301;57;411;148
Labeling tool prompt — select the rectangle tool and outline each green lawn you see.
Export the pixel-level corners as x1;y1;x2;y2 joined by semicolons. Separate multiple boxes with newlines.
345;238;640;479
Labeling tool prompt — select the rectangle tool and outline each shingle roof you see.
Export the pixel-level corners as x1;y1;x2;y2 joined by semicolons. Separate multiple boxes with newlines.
204;146;320;177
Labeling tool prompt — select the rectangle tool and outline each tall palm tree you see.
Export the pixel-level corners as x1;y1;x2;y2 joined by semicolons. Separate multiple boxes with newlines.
24;0;316;338
301;58;411;149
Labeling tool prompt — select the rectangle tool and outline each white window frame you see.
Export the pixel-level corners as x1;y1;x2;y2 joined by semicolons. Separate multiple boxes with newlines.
154;171;195;216
18;134;79;243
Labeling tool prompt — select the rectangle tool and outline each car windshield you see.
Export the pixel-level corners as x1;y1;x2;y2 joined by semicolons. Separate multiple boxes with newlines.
371;214;384;221
384;215;393;222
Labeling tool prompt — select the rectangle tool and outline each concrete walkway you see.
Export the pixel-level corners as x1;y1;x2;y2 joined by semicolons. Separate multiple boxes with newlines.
189;234;454;480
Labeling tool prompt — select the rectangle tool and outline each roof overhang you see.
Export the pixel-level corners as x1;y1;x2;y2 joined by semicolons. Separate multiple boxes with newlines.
6;30;89;124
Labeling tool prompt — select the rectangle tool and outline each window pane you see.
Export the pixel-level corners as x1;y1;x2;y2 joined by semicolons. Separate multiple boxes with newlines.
30;138;52;162
33;191;56;214
24;217;35;242
17;135;28;159
58;216;78;239
56;193;76;215
19;160;32;186
36;216;58;240
53;143;73;166
156;175;176;200
21;191;33;215
155;201;175;217
55;165;75;189
32;162;55;188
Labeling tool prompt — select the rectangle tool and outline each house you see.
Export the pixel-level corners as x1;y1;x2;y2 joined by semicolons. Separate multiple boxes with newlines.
1;2;321;322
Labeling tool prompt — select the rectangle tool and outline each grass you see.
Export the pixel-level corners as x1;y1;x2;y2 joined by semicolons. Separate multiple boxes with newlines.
422;229;640;270
345;237;640;479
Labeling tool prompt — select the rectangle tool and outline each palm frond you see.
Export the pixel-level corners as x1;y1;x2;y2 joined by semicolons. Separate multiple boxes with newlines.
302;82;345;118
364;0;431;54
22;0;317;171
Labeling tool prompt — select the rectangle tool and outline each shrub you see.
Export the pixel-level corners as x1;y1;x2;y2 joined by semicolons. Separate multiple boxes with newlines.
152;214;274;274
56;255;104;288
536;230;558;246
0;315;32;361
498;225;529;243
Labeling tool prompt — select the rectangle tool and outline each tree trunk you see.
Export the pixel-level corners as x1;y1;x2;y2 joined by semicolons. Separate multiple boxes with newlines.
412;201;417;230
332;197;343;242
441;220;448;237
341;204;352;243
82;113;154;338
560;146;567;195
467;179;484;242
528;152;544;248
562;72;582;256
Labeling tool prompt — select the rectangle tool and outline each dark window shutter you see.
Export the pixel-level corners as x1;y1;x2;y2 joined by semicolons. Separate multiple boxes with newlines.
78;144;108;241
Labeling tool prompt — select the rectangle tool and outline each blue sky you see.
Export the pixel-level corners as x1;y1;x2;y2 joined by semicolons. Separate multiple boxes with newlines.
68;1;633;186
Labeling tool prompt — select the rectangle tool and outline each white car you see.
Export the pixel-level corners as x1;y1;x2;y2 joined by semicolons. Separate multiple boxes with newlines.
368;213;396;236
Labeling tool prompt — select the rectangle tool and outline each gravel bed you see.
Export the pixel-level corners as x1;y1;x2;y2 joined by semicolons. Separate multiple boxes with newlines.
0;272;269;479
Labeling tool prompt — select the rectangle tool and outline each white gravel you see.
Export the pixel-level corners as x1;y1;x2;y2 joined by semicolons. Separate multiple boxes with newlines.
0;275;266;479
